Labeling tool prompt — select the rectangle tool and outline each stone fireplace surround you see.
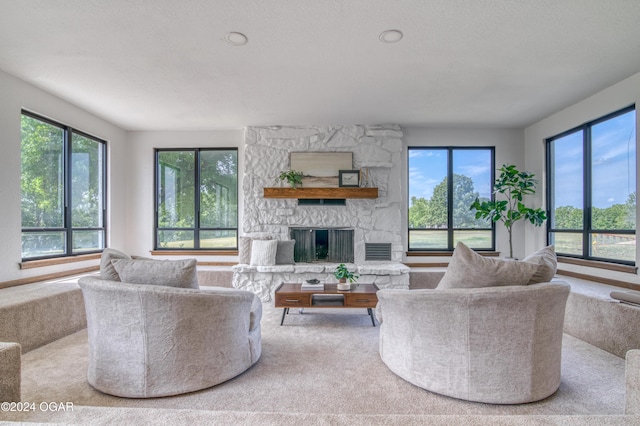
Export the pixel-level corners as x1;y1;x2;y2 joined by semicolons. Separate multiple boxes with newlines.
232;124;409;301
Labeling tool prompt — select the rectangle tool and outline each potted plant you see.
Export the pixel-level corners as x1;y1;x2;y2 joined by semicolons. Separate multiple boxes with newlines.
276;169;303;189
334;263;359;290
470;164;547;259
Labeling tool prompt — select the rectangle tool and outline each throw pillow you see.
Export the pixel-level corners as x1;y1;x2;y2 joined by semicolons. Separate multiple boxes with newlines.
436;242;540;290
611;290;640;307
238;236;272;264
100;248;131;281
275;240;295;265
250;239;278;266
522;245;557;284
111;259;199;289
238;237;253;264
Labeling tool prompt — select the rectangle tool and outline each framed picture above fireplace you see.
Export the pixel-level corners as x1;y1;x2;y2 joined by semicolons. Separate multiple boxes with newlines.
290;152;352;187
339;170;360;187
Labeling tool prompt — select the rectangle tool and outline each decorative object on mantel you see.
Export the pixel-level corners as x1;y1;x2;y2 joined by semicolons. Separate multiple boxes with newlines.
276;169;303;188
470;164;547;259
339;170;360;187
290;152;353;187
334;263;359;291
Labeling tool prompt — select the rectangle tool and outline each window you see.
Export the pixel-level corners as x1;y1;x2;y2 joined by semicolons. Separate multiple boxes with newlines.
408;147;494;250
21;111;106;260
155;148;238;250
547;106;636;265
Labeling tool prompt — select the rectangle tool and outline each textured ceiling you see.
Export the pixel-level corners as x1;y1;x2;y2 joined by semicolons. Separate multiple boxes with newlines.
0;0;639;130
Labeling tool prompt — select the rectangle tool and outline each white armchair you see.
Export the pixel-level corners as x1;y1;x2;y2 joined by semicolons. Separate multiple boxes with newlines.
376;282;570;404
78;276;262;398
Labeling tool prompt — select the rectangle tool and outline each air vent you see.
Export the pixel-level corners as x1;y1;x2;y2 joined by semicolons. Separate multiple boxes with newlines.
298;199;346;206
365;243;392;261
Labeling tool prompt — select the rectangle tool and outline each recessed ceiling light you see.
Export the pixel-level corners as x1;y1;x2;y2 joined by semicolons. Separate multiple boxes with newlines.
225;32;248;46
379;29;403;43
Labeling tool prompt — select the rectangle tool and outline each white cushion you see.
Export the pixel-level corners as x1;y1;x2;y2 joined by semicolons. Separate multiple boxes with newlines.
437;242;539;290
238;236;272;264
611;290;640;307
522;245;557;284
250;240;278;266
111;259;199;289
100;248;131;281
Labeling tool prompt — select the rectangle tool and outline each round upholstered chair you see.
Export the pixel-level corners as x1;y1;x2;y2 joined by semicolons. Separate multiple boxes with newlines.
375;282;570;404
79;276;262;398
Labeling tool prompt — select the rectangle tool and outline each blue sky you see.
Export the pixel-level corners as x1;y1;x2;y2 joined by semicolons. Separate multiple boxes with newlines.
409;110;635;209
553;110;635;209
409;148;492;203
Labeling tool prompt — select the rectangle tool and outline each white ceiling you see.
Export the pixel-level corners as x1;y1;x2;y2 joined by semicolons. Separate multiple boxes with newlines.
0;0;639;131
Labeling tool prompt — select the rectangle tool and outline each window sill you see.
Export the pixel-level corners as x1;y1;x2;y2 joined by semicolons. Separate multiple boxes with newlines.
150;250;238;256
405;251;499;267
19;253;101;270
406;251;500;257
557;256;637;274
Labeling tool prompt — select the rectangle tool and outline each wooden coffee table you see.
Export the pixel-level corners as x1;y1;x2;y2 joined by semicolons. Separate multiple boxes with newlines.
274;283;379;326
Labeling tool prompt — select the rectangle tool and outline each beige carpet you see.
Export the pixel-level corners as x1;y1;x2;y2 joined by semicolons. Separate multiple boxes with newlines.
0;303;631;424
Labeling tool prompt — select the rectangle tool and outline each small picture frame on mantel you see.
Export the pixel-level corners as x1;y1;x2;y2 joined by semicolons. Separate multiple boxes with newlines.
339;170;360;187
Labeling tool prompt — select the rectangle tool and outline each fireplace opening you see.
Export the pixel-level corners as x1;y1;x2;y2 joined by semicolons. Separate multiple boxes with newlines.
290;228;354;263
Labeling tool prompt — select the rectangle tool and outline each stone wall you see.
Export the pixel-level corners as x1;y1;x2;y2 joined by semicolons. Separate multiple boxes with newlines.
242;124;404;262
236;124;409;300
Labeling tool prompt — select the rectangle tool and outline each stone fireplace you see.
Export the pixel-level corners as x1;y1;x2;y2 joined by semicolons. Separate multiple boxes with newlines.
232;124;410;300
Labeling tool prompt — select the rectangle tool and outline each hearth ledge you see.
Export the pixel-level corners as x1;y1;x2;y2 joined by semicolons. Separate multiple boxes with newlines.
232;262;410;301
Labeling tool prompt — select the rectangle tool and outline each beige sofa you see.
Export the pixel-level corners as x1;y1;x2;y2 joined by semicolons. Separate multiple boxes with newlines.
376;282;571;404
79;276;262;398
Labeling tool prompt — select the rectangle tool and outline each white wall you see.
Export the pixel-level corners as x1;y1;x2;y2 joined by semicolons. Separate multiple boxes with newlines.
524;72;640;283
125;130;244;261
0;69;128;282
401;127;525;261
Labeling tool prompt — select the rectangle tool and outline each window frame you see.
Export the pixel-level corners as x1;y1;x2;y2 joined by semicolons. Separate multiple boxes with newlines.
153;147;238;251
407;146;495;252
20;110;107;261
545;105;636;266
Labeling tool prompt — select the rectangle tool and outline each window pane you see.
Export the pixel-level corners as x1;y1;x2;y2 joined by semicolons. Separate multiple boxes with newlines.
200;230;237;248
71;133;104;228
453;230;492;249
550;131;583;229
550;232;582;256
452;150;492;228
158;151;195;228
590;233;636;262
408;230;448;249
200;150;238;228
157;230;195;249
72;230;104;254
22;231;66;258
21;115;64;228
591;110;636;231
408;149;447;230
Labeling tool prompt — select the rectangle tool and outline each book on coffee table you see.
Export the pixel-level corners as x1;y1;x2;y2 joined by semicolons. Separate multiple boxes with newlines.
301;282;325;290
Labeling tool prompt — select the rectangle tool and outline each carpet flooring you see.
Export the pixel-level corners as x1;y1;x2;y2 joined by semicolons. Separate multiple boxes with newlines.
0;303;632;424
